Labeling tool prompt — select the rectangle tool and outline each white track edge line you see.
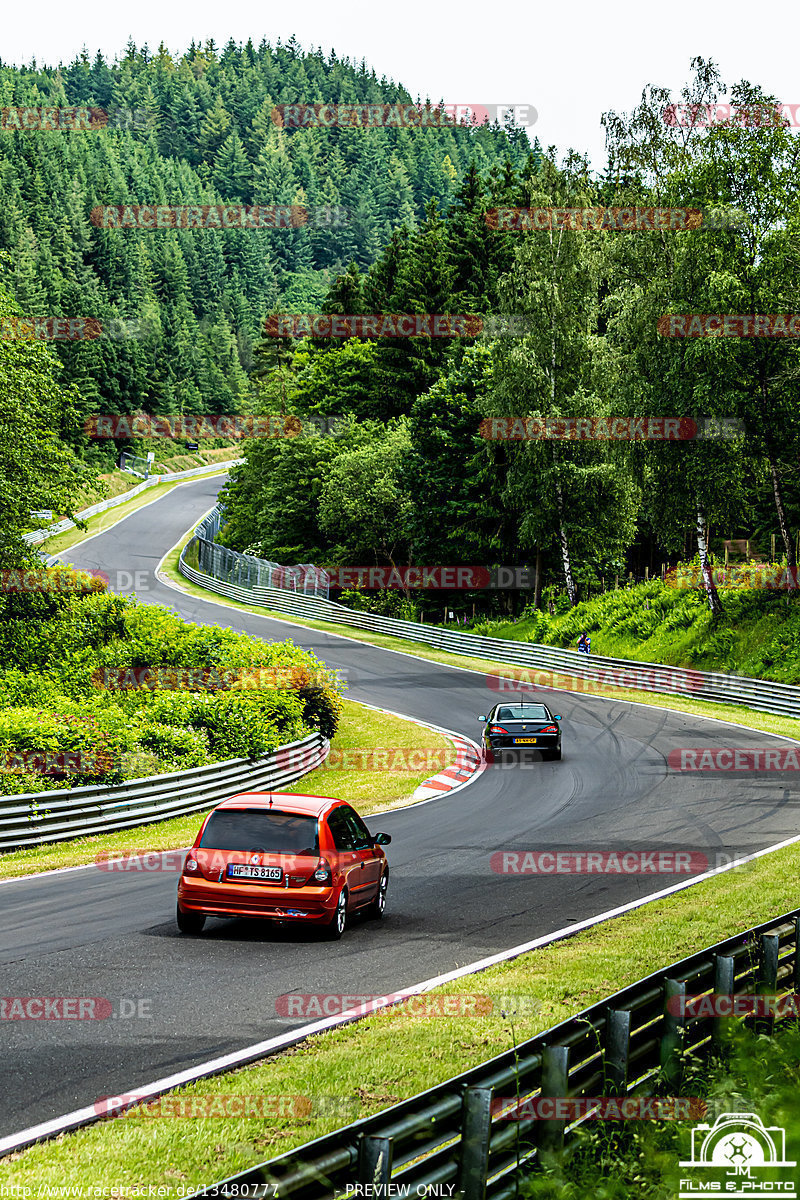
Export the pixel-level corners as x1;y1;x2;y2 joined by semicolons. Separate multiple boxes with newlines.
5;827;800;1158
0;709;481;887
48;474;230;560
3;505;792;1150
155;531;800;749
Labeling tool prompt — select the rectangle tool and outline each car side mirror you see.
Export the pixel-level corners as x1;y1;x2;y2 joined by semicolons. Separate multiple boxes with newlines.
554;715;562;721
373;832;392;846
478;715;486;722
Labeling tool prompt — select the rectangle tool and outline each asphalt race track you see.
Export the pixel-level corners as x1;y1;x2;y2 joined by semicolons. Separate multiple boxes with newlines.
2;476;800;1137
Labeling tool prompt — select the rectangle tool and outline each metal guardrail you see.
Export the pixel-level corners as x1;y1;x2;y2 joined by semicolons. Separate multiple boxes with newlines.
190;509;330;600
192;908;800;1200
179;511;800;721
120;449;153;478
0;732;327;851
23;459;243;546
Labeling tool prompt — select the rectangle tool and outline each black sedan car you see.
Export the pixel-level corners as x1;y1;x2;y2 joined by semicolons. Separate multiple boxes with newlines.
478;702;562;761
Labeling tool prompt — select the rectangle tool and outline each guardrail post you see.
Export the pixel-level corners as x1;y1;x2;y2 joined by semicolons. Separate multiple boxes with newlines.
757;933;779;1034
794;916;800;993
712;955;735;1047
605;1009;631;1093
537;1045;569;1156
661;979;686;1090
457;1086;494;1200
358;1135;393;1188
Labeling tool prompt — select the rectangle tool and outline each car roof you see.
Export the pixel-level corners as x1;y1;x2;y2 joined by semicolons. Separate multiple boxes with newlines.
214;792;342;818
492;701;551;713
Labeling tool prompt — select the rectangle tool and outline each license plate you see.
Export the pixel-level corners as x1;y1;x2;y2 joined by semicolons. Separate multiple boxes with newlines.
227;864;283;882
514;738;537;744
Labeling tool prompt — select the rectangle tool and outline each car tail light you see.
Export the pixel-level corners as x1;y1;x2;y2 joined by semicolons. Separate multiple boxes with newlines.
539;725;558;733
313;858;332;885
488;725;509;734
183;856;198;874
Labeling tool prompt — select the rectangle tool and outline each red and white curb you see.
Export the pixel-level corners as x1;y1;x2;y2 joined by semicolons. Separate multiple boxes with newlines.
413;735;484;799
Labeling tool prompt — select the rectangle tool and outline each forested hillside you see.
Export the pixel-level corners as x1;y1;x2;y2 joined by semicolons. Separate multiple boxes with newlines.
0;37;531;467
219;60;800;622
4;45;800;627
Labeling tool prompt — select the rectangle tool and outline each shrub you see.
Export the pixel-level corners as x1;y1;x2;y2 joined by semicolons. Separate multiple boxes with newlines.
296;686;345;740
0;706;132;786
0;570;345;794
138;723;211;770
187;691;307;759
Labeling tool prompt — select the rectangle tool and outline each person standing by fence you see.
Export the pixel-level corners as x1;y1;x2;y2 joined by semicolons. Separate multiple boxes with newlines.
577;631;591;655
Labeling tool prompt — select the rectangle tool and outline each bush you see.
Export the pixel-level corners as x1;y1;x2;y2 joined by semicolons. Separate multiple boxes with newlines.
0;567;345;796
187;691;307;759
138;723;211;770
338;587;417;620
0;705;133;786
296;686;345;740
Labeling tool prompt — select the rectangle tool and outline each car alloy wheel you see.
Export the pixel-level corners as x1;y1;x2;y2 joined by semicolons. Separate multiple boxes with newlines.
325;889;348;940
369;871;388;919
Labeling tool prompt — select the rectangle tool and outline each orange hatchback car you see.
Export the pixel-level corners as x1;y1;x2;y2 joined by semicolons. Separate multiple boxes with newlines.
176;792;391;939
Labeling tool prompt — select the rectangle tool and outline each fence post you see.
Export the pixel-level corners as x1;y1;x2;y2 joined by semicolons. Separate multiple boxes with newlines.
712;955;735;1047
537;1045;569;1156
605;1009;631;1093
757;933;780;1034
457;1086;494;1200
358;1135;393;1188
661;979;686;1090
794;916;800;993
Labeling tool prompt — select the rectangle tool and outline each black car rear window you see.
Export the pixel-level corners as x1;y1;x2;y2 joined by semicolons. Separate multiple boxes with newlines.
199;809;319;855
496;706;550;720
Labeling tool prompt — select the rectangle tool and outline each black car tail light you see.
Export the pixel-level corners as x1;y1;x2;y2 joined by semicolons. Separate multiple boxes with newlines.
539;725;558;733
488;724;509;734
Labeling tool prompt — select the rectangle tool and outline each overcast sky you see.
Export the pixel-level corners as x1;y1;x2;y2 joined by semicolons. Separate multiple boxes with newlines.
2;0;790;170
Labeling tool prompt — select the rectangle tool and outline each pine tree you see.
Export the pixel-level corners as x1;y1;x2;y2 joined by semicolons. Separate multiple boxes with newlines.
213;131;252;200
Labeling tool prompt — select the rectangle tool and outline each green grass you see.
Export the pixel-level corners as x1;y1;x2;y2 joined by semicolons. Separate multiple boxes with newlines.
472;579;800;685
3;834;799;1194
43;464;236;558
8;542;793;1192
0;699;453;881
159;550;800;744
521;1023;800;1198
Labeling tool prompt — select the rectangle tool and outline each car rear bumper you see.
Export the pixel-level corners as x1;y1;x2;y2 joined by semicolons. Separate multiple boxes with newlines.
487;736;561;752
177;877;337;924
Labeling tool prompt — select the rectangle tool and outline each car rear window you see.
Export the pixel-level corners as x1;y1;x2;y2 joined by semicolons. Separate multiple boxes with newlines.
496;706;550;720
199;809;319;855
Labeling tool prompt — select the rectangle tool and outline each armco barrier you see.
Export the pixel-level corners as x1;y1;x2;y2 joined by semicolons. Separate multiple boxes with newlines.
23;459;243;546
188;508;329;599
0;732;327;851
190;909;800;1200
179;509;800;721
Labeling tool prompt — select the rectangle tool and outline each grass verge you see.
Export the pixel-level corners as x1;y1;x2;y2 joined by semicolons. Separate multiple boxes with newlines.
0;699;454;881
3;839;799;1192
159;554;800;745
521;1023;800;1198
42;465;238;558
